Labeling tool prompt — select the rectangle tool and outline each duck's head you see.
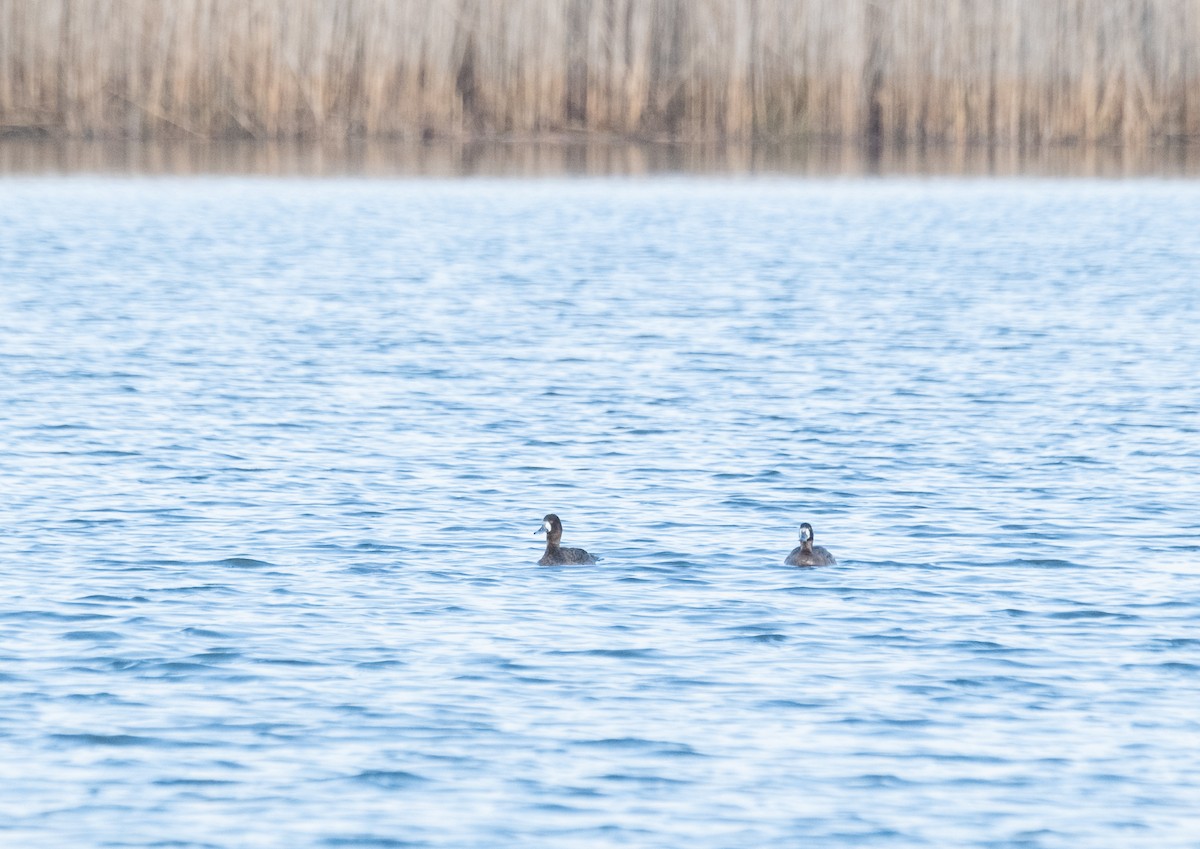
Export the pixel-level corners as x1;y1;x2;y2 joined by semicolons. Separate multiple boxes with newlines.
535;513;563;543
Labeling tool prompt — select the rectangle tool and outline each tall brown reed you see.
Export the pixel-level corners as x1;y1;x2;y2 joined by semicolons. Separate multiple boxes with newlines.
1;0;1197;143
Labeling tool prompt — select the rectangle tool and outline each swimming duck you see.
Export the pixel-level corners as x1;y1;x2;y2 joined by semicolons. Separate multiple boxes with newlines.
784;522;837;566
535;513;597;565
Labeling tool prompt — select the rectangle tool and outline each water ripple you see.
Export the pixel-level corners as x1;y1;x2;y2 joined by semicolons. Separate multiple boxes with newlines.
2;177;1199;848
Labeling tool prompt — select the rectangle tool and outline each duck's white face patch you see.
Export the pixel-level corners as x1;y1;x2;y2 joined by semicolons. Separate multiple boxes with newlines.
543;520;553;533
800;527;812;541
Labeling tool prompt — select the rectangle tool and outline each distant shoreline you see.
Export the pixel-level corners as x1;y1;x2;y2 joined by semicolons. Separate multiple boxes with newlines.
2;0;1198;147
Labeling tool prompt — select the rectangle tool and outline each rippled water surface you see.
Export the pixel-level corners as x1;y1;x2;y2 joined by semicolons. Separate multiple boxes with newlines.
2;177;1199;848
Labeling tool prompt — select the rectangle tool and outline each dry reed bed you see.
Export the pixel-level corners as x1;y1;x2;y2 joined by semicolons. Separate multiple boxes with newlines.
1;0;1198;143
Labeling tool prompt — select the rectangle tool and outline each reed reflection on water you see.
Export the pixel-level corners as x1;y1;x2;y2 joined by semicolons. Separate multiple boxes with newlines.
3;138;1200;178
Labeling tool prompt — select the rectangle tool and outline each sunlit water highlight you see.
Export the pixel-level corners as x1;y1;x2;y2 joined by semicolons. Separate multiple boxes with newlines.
1;177;1199;847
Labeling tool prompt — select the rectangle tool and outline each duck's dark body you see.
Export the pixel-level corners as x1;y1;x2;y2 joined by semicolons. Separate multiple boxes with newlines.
539;544;597;566
784;522;836;567
784;543;837;567
536;514;597;565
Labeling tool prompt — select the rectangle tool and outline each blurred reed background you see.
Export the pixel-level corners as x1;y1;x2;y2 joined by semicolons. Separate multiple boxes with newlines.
1;0;1198;146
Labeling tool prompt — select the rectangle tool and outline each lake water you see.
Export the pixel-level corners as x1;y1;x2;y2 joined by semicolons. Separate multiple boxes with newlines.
1;175;1199;848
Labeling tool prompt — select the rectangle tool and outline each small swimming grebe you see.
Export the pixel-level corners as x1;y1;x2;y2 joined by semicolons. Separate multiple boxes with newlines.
784;522;837;566
534;514;597;565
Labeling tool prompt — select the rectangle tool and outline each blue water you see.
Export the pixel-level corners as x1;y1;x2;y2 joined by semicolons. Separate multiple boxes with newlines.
2;176;1199;848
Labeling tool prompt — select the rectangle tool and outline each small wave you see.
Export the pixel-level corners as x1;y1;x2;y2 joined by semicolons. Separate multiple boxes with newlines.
211;557;276;569
353;541;404;551
352;769;429;789
713;469;781;480
79;594;150;603
655;676;719;688
597;772;692;786
851;773;913;788
1048;609;1138;620
1148;638;1200;649
572;738;703;756
757;699;827;709
62;630;123;641
181;627;230;638
739;633;788;643
524;802;583;814
852;633;924;646
548;648;659;659
346;564;397;575
1000;558;1085;568
50;733;163;748
946;640;1009;651
152;778;237;787
152;661;220;673
158;584;237;595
